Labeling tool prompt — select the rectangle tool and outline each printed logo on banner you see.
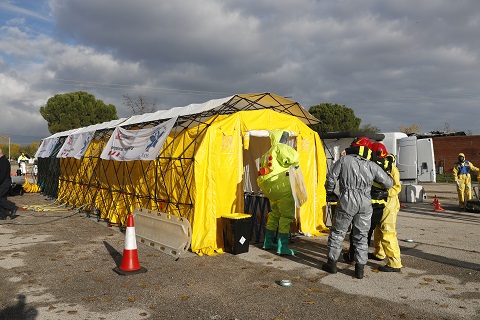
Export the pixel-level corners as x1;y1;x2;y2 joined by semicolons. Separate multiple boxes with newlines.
145;130;165;151
79;135;91;155
139;130;165;159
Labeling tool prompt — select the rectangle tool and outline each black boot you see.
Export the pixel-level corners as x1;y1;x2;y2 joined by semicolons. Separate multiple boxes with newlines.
378;265;401;272
322;259;337;274
368;252;384;261
355;263;365;279
8;207;19;219
0;208;7;220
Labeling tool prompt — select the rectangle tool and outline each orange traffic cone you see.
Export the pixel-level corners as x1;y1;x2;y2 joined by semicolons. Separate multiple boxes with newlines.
430;195;439;206
114;214;147;275
433;201;445;212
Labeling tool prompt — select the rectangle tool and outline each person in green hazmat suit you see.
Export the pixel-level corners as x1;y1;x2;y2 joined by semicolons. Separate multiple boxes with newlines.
257;130;299;255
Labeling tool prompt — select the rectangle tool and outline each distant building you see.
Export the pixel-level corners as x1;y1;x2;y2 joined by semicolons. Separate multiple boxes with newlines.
417;132;480;175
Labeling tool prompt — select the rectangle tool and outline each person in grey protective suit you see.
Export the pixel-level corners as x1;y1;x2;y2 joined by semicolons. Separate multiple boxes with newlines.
322;137;393;279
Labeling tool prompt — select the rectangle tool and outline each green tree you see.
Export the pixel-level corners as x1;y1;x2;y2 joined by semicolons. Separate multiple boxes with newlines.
0;142;21;161
0;142;40;161
308;103;361;132
40;91;118;134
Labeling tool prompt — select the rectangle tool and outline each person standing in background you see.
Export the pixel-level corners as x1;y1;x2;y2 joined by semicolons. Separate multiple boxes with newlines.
18;152;29;175
453;153;479;209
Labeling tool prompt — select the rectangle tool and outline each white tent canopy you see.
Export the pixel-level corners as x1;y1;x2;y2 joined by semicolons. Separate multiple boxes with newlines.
119;96;233;127
41;93;319;139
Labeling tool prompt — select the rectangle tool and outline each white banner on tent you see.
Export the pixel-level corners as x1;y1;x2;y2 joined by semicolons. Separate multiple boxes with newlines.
57;132;94;159
100;117;177;161
35;137;59;158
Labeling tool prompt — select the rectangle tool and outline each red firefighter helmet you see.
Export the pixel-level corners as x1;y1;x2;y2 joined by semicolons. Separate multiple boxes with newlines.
371;142;388;158
351;136;372;149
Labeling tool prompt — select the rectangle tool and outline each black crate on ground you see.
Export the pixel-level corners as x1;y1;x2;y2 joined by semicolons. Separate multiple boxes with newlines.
222;213;252;254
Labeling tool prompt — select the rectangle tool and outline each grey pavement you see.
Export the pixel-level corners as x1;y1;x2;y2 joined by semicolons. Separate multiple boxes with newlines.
0;183;479;320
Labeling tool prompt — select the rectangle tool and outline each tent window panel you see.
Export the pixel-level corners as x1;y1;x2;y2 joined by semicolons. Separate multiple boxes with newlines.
301;137;311;151
221;135;233;154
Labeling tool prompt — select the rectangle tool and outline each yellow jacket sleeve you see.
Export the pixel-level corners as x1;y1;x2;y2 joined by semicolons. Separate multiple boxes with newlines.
469;161;479;173
452;164;459;182
388;165;402;197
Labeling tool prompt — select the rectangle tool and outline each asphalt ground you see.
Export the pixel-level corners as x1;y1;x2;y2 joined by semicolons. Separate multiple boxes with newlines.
0;183;479;320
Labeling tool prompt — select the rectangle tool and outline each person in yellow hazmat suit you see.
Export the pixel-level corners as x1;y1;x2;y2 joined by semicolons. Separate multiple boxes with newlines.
371;151;403;272
257;130;300;255
453;153;479;209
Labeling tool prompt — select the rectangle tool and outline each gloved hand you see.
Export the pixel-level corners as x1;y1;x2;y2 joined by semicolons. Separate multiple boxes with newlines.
327;191;339;202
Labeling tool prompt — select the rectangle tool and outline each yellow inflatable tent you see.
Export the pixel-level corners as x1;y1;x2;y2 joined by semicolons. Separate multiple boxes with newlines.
36;93;328;256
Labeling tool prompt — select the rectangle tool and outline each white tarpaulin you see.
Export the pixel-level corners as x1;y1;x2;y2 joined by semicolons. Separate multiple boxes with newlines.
57;132;94;159
100;116;177;161
35;137;60;158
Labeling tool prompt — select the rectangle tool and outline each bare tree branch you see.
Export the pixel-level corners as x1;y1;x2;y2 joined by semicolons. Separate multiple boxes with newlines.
123;94;157;115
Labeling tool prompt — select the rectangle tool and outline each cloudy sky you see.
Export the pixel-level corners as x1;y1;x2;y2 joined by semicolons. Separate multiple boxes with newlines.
1;0;479;145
